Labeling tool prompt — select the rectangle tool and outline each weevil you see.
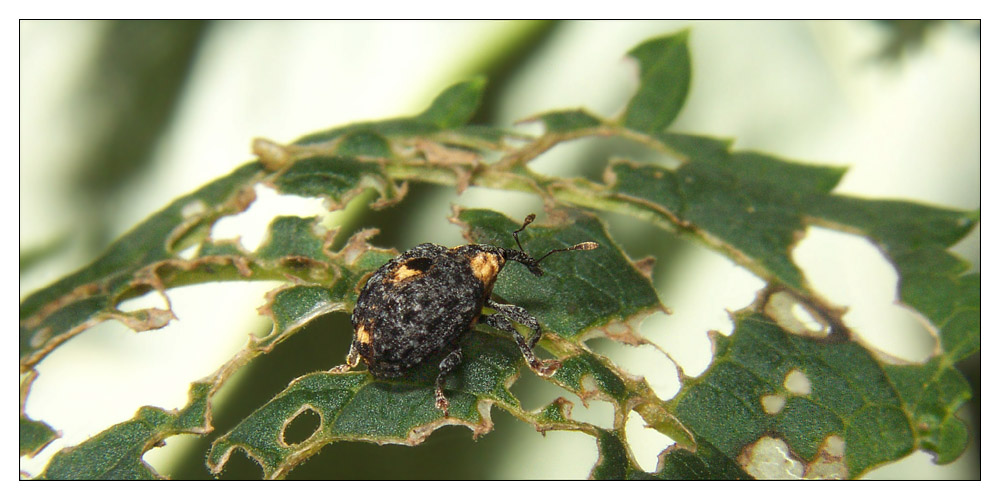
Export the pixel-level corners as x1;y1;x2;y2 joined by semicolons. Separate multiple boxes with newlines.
333;214;598;415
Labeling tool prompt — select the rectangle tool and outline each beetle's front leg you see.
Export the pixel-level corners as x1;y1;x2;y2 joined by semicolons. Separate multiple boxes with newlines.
480;301;559;377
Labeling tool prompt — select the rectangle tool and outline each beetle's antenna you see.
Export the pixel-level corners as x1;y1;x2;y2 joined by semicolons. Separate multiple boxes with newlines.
537;241;599;263
513;214;598;263
512;214;535;253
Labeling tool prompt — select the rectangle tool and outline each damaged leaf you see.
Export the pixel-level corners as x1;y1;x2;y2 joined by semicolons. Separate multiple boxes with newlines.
668;306;973;478
39;383;211;480
268;156;404;211
21;28;977;481
19;162;267;371
208;330;524;479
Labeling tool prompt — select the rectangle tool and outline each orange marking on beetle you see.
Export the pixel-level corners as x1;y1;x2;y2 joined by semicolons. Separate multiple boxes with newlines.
470;252;502;285
391;265;423;282
355;324;372;345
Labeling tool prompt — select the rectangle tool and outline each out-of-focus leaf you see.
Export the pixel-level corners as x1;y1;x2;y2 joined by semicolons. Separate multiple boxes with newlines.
255;216;328;262
416;77;487;129
293;79;487;146
529;109;604;133
18;78;506;375
268;157;404;210
19;162;266;371
20;416;59;459
622;31;691;133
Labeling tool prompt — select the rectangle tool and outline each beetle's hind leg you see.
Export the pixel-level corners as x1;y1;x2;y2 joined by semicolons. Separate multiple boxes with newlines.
481;299;560;377
435;347;463;416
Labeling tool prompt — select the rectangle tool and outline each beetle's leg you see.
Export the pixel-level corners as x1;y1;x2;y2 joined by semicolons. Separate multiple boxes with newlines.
485;299;543;347
481;301;560;377
435;347;463;416
329;342;361;373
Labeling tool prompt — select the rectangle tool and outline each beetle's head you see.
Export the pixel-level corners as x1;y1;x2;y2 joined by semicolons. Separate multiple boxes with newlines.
502;214;599;276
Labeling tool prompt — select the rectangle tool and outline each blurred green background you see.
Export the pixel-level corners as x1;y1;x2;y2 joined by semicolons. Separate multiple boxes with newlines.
19;20;979;479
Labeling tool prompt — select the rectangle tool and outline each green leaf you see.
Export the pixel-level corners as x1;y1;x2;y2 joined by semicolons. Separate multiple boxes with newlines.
334;131;393;158
653;438;752;480
590;429;640;479
19;162;266;371
884;357;972;464
587;430;751;480
255;216;328;262
20;416;59;458
293;119;439;146
268;156;404;210
293;78;487;146
604;135;979;323
666;308;974;478
208;330;523;479
415;77;487;129
606;149;846;290
550;352;629;405
808;197;979;342
39;383;211;479
530;109;604;133
622;31;691;133
453;208;665;342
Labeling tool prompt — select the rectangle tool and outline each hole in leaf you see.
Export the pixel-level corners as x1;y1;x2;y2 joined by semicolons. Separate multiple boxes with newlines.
117;286;166;313
645;245;764;377
282;407;321;446
510;369;568;412
761;393;786;415
764;291;830;339
218;447;265;479
568;396;615;429
625;410;675;472
793;227;935;362
783;368;811;396
804;435;847;479
177;245;198;260
211;184;328;252
528;135;667;181
737;435;804;479
583;336;680;401
25;281;276;470
143;434;200;477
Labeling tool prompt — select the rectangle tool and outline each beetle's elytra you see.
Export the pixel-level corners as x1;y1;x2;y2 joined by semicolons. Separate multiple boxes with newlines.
333;214;598;415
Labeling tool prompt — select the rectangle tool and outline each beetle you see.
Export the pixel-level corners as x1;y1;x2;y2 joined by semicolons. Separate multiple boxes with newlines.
332;214;598;415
